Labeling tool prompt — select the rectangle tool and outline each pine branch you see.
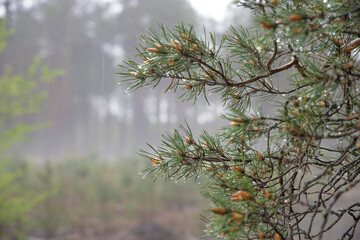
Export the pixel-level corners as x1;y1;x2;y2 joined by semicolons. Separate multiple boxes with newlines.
119;1;360;239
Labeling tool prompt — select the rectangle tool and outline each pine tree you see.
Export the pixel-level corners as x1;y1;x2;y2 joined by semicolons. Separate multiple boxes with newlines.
119;1;360;239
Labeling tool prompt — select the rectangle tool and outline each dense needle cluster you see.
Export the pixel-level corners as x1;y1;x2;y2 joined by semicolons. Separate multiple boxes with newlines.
118;0;360;239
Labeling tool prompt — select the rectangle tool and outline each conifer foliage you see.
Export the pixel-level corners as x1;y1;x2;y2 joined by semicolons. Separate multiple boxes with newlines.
119;0;360;239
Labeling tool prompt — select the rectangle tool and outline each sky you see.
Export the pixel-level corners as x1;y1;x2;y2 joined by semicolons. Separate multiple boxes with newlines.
188;0;233;22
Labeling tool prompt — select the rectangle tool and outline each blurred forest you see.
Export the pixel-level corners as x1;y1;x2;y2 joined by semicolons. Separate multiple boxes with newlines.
0;0;251;239
1;0;249;159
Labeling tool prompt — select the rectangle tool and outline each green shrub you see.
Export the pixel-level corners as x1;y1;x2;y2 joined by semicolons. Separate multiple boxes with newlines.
0;19;63;239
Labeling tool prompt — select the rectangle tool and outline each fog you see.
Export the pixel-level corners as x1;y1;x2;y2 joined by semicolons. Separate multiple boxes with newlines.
0;1;251;239
1;0;250;159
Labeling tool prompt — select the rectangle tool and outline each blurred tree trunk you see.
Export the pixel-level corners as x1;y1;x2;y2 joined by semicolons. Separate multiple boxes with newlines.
3;0;10;19
63;0;74;119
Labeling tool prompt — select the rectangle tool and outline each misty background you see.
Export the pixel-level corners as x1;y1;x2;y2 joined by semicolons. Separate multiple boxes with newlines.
1;0;250;159
0;1;252;239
